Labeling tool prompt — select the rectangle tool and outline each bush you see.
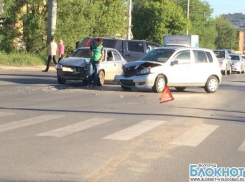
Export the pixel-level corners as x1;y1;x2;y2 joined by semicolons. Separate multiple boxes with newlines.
0;52;46;66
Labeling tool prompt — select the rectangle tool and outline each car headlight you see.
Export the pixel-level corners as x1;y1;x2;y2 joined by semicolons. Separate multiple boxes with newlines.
56;64;62;69
140;68;151;75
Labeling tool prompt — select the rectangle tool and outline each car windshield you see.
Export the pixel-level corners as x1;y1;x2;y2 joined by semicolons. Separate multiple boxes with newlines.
140;49;175;63
230;55;240;63
213;51;225;58
71;49;90;58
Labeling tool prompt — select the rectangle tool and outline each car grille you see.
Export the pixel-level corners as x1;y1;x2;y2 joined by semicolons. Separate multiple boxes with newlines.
120;79;135;86
123;66;138;77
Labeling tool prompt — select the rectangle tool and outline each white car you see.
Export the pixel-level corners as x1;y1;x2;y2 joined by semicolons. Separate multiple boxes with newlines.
230;54;245;74
115;47;222;93
56;47;127;85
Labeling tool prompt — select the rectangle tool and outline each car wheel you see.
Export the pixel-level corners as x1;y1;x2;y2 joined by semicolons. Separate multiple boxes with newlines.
238;68;241;74
97;70;105;86
121;85;131;91
83;80;89;85
57;77;66;84
204;76;218;93
152;75;166;93
224;67;227;75
175;87;186;92
227;65;232;75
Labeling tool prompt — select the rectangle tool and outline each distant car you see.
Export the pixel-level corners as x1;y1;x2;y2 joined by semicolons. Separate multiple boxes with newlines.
213;50;232;75
115;47;222;93
56;47;127;85
78;37;160;62
230;54;245;74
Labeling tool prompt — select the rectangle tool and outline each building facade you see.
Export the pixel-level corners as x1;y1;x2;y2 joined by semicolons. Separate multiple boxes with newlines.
223;13;245;30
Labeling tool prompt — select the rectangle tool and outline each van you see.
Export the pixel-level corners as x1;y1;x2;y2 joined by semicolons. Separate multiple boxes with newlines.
78;37;160;62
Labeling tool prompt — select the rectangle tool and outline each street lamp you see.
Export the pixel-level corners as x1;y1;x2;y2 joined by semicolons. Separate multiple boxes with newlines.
186;0;190;35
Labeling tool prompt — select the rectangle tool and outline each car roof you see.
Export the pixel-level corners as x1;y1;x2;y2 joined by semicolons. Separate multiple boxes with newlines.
77;47;118;51
83;37;161;45
156;47;212;51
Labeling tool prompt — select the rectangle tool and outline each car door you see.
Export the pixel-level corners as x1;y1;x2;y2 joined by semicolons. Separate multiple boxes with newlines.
123;41;145;61
167;50;192;86
102;49;115;80
191;50;212;84
112;50;125;76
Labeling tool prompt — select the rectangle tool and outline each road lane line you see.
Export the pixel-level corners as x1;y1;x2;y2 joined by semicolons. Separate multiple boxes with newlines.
0;112;14;117
0;115;64;133
37;118;114;137
103;120;167;141
170;124;219;147
238;140;245;152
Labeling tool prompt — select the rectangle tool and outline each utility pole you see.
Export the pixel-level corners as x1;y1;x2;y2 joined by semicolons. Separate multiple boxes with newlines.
186;0;190;35
127;0;132;40
47;0;57;44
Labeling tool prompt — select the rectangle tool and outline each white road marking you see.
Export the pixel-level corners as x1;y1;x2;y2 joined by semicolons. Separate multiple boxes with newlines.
0;112;14;117
37;118;114;137
170;124;219;147
103;120;167;141
238;140;245;152
0;115;64;133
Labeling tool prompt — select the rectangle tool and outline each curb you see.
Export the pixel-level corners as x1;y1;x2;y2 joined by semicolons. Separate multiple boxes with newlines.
0;65;56;71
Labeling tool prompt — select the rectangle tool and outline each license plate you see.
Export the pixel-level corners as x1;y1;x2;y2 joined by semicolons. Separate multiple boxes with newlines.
62;67;73;72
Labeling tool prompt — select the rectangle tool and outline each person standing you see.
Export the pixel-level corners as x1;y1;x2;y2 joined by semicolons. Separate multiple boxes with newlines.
43;37;58;72
87;38;104;87
58;40;65;62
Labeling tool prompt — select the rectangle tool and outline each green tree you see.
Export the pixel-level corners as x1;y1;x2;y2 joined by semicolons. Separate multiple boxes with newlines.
215;16;238;50
21;0;48;54
132;0;188;45
0;0;23;52
55;0;128;54
174;0;217;49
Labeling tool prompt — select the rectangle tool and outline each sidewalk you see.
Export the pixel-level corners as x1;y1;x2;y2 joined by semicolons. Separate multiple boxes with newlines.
0;65;56;71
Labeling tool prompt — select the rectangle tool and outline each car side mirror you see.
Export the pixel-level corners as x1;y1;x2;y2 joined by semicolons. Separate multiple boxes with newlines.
171;60;178;66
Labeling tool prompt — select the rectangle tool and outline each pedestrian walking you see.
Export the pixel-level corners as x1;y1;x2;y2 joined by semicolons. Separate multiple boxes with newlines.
87;38;104;87
58;40;65;62
43;37;58;72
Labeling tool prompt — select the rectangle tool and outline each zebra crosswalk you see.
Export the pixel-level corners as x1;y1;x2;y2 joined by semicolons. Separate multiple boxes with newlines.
37;118;114;137
0;112;244;152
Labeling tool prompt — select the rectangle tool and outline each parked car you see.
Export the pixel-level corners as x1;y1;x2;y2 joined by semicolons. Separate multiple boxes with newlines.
78;37;160;62
213;50;232;75
56;47;127;85
230;54;245;74
115;47;222;93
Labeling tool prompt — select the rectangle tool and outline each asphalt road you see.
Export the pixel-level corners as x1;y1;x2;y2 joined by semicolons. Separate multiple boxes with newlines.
0;69;245;182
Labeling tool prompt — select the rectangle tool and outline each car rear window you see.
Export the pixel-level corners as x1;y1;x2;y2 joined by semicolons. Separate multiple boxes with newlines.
71;49;90;58
128;42;144;53
213;51;225;58
80;38;118;48
206;52;213;63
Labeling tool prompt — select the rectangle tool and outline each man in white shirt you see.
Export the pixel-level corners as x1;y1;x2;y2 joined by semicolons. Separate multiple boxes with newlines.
43;37;58;72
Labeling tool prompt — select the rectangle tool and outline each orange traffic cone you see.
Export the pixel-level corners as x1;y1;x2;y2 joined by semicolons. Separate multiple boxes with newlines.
159;86;174;103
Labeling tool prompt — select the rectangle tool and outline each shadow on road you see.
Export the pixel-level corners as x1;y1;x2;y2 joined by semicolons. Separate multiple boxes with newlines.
0;106;244;123
175;106;245;114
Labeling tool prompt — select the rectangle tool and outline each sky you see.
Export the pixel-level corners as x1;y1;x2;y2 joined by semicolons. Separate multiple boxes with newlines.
204;0;245;17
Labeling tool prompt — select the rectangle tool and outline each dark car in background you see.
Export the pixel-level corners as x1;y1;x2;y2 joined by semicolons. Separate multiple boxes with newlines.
78;37;160;62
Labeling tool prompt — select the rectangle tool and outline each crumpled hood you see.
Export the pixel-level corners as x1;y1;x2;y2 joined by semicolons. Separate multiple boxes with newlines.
124;61;162;69
59;57;90;67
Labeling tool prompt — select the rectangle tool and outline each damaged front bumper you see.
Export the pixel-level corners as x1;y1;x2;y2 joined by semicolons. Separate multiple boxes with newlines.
115;74;156;88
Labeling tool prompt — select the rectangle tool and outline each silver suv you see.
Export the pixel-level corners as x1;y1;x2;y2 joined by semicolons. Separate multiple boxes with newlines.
213;50;232;75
